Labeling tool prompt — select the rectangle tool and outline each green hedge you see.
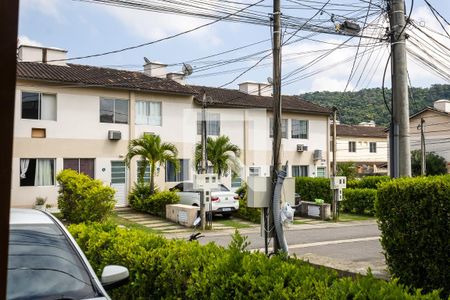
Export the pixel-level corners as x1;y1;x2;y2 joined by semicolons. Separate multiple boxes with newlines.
377;176;450;298
347;176;390;189
342;188;377;215
68;222;441;299
295;177;332;204
129;185;179;217
235;183;261;223
56;169;115;223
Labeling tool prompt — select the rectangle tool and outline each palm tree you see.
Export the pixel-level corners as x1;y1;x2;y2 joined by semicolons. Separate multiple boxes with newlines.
195;135;241;178
125;134;178;194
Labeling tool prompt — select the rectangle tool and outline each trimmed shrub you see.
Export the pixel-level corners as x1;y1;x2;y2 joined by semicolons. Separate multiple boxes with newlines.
56;169;115;223
347;175;390;189
235;183;261;223
342;188;377;215
130;189;179;217
295;177;332;204
376;175;450;297
68;222;441;299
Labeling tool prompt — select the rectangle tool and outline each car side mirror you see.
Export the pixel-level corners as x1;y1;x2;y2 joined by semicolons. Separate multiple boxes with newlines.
101;265;129;290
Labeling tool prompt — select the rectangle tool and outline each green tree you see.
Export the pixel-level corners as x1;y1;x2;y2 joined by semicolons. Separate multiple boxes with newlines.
195;135;241;178
411;150;447;176
337;162;357;180
125;134;178;193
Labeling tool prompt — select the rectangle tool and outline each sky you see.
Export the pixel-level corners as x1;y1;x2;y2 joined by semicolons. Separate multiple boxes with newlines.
18;0;450;95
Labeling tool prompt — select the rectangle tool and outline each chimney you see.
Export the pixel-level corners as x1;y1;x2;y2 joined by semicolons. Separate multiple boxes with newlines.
238;81;272;96
433;99;450;113
17;45;68;66
166;72;185;85
143;60;167;78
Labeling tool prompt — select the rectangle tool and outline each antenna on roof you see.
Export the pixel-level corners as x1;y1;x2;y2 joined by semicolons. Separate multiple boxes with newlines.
144;57;151;64
182;63;193;76
267;77;273;84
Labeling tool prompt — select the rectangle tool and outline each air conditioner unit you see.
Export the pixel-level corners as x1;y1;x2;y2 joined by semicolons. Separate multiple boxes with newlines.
108;130;122;140
313;149;323;161
297;144;308;152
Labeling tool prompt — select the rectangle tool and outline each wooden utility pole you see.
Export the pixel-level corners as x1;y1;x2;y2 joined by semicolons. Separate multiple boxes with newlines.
420;117;426;176
389;0;411;177
270;0;282;252
332;107;338;221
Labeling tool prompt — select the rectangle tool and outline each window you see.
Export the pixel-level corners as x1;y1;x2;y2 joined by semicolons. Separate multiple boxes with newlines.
197;112;220;136
292;120;308;139
348;141;356;152
20;158;55;186
100;98;128;124
231;176;242;188
21;92;56;120
137;160;151;183
136;101;161;125
63;159;95;178
317;167;326;178
292;165;308;177
249;167;261;177
165;159;189;182
270;118;288;138
370;142;377;153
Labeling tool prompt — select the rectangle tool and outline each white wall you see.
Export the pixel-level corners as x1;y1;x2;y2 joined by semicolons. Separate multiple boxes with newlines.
333;136;388;163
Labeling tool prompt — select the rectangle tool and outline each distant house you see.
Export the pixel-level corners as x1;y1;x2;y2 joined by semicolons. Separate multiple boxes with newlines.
330;122;388;175
12;45;332;208
408;99;450;173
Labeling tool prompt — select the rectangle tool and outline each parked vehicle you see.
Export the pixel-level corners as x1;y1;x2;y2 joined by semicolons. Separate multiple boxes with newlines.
170;182;239;217
8;208;129;300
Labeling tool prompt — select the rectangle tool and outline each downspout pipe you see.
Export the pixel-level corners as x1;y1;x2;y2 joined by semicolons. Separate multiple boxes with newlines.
272;167;289;254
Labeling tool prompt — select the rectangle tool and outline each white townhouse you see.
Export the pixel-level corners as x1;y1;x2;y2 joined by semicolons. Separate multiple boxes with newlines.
330;123;388;175
12;45;331;208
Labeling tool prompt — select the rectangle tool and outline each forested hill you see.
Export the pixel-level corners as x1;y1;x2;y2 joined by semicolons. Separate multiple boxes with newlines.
299;84;450;126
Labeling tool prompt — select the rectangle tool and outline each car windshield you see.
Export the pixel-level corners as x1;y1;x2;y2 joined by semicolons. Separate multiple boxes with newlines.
8;223;100;300
211;184;230;192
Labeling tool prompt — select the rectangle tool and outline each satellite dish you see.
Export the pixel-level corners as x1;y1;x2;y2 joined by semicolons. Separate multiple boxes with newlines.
144;57;151;64
182;63;193;76
267;77;273;84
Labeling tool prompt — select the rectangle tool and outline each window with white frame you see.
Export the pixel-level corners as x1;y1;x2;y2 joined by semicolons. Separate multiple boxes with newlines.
249;167;261;177
291;120;308;139
135;101;161;125
137;160;151;183
63;158;95;178
348;141;356;152
21;92;56;121
292;165;308;177
370;142;377;153
100;98;128;124
269;118;288;138
20;158;55;186
165;159;189;182
316;167;326;178
197;112;220;136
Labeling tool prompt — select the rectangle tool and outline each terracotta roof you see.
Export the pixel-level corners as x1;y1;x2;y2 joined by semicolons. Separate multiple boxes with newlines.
17;62;195;95
334;124;387;138
190;85;331;115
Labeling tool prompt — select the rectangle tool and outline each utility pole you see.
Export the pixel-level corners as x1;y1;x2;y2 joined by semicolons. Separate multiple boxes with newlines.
388;0;411;177
332;107;338;221
420;117;426;175
270;0;282;252
200;91;207;230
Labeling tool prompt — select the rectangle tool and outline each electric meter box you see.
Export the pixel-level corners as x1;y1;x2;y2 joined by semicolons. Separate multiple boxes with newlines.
330;176;347;189
247;176;295;208
193;173;220;190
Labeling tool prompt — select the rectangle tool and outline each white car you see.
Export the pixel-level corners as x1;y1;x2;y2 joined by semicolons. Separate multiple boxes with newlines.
170;182;239;217
8;208;129;300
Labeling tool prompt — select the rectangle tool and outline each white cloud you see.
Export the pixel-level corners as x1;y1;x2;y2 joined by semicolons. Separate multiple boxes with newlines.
105;6;222;47
20;0;61;21
18;35;43;47
310;77;354;92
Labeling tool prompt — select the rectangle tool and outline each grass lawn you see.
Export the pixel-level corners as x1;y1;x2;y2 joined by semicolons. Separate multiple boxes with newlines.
215;218;252;229
338;213;376;222
109;212;157;234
